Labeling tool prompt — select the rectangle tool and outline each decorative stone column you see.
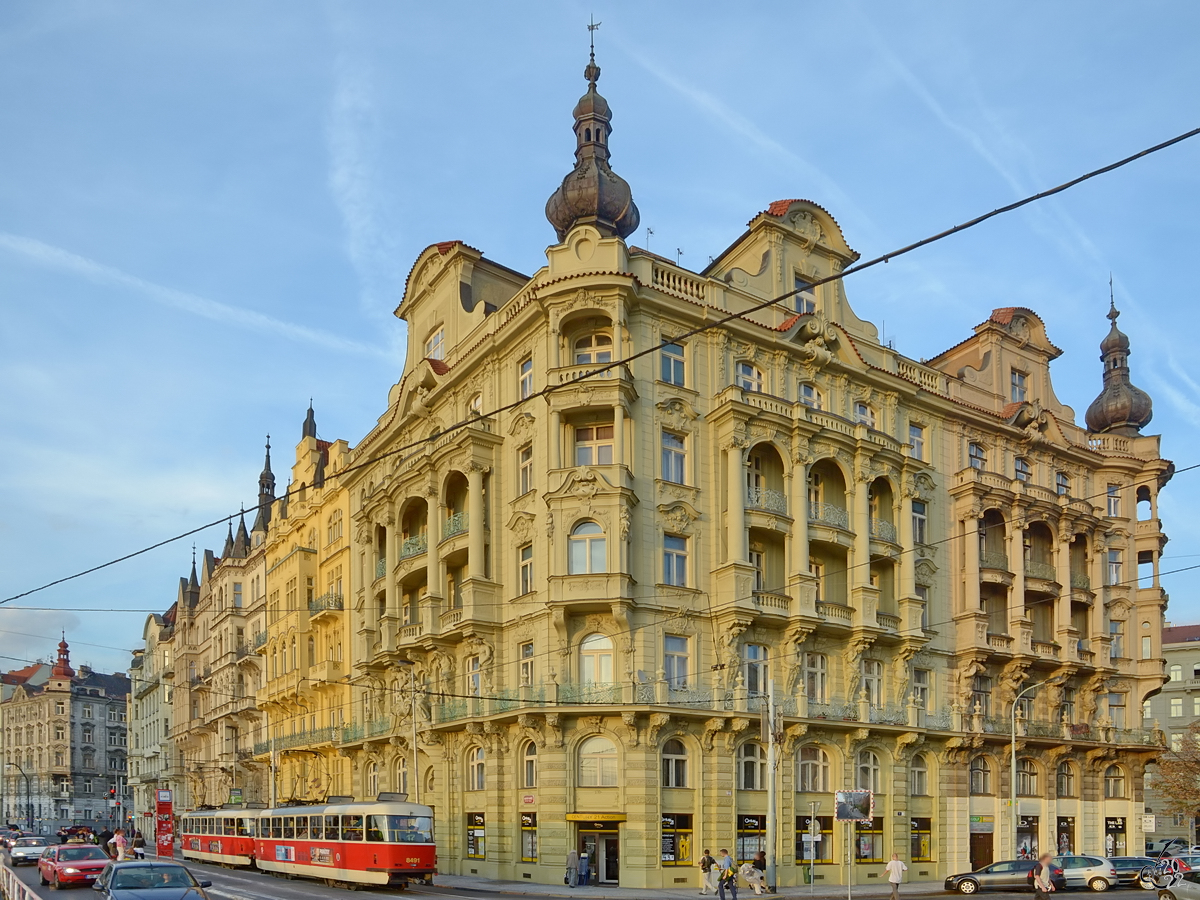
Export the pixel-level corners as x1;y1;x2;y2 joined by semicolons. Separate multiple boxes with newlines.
852;466;872;589
467;463;486;579
1008;510;1026;632
726;439;747;563
964;514;981;613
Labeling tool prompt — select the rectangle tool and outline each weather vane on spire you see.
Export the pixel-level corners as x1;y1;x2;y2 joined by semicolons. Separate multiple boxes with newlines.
585;15;602;84
1108;273;1119;321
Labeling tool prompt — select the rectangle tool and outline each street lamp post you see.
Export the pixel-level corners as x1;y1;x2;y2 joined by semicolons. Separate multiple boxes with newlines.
1011;678;1060;858
7;762;32;832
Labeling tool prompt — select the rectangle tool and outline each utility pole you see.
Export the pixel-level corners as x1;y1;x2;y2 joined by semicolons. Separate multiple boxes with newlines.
1011;678;1059;857
766;679;778;892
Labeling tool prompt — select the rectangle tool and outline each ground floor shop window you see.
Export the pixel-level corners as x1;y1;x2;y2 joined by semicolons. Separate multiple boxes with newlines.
521;813;537;862
856;817;884;863
1056;817;1075;854
661;814;693;866
911;817;932;862
796;815;833;864
1016;816;1038;860
466;813;485;859
737;815;766;863
1105;818;1127;857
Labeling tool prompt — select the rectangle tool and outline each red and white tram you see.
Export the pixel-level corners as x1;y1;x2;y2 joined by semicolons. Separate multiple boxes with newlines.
180;796;436;889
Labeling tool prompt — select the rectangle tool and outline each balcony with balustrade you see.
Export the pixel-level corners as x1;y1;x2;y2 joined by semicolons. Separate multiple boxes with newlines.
307;592;344;625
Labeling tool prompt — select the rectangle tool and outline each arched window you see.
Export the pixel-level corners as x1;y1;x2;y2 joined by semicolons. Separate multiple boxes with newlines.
796;745;830;793
575;333;613;365
736;362;763;393
469;393;483;417
1016;758;1038;796
523;742;538;788
857;750;881;792
968;442;987;470
579;736;618;787
662;739;688;788
1105;764;1126;798
366;762;378;797
307;637;315;668
969;756;991;795
290;637;297;671
739;742;766;790
1056;761;1076;798
395;757;408;796
569;522;607;574
467;747;486;791
910;754;929;796
579;633;614;684
1170;664;1183;682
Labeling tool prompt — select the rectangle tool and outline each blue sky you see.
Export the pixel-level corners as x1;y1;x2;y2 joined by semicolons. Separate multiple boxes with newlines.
2;2;1199;674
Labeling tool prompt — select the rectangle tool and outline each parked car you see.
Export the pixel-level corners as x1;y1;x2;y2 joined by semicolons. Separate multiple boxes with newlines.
0;830;23;849
8;836;52;865
945;859;1066;894
90;861;213;900
38;842;111;889
1051;855;1120;891
1156;870;1200;900
1110;856;1158;888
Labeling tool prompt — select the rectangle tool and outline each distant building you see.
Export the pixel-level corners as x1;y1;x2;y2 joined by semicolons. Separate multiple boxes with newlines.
0;641;129;833
127;602;182;822
1143;624;1200;848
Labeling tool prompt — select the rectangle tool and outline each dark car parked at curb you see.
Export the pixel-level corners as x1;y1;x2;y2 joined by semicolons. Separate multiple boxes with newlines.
89;861;213;900
945;859;1066;894
1111;857;1158;889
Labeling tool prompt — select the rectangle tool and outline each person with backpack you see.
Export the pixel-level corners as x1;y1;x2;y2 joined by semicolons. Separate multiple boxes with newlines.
1032;852;1056;900
699;848;718;895
717;849;738;900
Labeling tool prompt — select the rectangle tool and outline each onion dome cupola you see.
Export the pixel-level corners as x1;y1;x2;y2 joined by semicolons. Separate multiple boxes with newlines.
51;635;74;679
545;42;640;241
1084;298;1153;435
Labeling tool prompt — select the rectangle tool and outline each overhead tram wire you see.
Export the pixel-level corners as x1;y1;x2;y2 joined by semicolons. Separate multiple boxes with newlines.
3;124;1199;608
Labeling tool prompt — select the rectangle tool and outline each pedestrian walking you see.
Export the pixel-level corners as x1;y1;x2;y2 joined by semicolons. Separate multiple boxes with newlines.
699;848;718;895
108;828;128;861
752;851;767;894
883;852;908;900
132;831;146;859
579;849;591;886
97;829;114;857
717;849;738;900
566;848;579;888
1032;852;1056;900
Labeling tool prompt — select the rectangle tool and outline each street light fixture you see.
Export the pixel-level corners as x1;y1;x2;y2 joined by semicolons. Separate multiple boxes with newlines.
1011;677;1063;858
6;762;32;832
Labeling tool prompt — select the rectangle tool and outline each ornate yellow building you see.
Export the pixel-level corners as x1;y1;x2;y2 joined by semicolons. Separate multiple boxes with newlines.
334;52;1173;889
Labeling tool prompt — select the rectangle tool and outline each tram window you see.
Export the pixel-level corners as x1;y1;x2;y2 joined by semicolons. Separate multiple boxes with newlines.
341;814;364;841
325;816;340;840
224;818;235;836
367;815;388;842
271;817;283;839
283;817;295;839
309;817;323;840
295;816;309;840
239;818;252;837
208;818;215;835
387;815;434;843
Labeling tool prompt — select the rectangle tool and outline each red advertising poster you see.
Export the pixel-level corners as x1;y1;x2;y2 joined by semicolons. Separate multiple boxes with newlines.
155;790;174;858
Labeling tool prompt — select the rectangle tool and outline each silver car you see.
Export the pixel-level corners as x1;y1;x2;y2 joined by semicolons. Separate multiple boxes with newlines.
8;836;52;865
1052;855;1120;891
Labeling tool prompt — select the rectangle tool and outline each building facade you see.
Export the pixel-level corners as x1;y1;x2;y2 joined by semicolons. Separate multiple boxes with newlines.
1143;623;1200;848
128;602;182;821
330;54;1173;888
1;642;129;834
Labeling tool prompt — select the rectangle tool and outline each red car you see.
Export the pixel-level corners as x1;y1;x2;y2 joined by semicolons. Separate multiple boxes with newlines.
38;843;111;889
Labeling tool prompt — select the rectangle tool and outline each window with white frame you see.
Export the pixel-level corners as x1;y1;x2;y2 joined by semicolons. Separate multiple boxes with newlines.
736;362;763;393
912;501;928;544
862;659;884;708
465;656;481;697
1015;758;1038;795
749;549;766;592
970;756;991;794
1170;664;1183;681
579;633;614;684
519;544;534;595
662;739;688;787
799;383;822;410
396;757;408;796
968;443;986;470
796;745;830;792
857;750;881;792
739;742;766;790
1056;761;1076;798
913;669;930;710
1015;457;1031;483
1107;484;1121;517
424;327;445;360
663;535;688;587
1056;472;1070;496
803;652;829;704
661;431;686;484
574;423;614;466
909;424;925;460
1107;550;1123;587
661;342;685;386
579;736;618;786
574;333;613;365
467;747;486;791
854;402;876;427
794;275;816;313
519;358;533;400
1011;370;1028;402
1171;697;1183;717
569;522;607;574
519;642;535;686
910;753;929;796
366;762;379;796
809;560;824;604
743;644;769;697
469;393;483;417
522;741;537;788
518;444;533;495
1172;733;1183;752
664;635;689;689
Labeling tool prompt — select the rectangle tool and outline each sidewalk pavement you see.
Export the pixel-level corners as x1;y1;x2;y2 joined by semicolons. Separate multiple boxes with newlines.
429;873;948;899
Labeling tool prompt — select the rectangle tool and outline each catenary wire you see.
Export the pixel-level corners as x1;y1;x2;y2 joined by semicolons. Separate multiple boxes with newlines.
3;125;1199;607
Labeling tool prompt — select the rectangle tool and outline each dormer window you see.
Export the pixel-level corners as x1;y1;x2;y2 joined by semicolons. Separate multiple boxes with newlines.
575;333;613;365
424;327;445;361
794;275;816;314
1011;370;1028;402
736;362;763;393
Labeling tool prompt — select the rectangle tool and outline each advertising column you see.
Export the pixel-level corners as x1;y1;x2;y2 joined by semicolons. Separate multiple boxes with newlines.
154;790;174;858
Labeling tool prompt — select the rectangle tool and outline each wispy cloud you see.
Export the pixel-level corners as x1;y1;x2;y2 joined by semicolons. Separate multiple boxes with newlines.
0;232;389;359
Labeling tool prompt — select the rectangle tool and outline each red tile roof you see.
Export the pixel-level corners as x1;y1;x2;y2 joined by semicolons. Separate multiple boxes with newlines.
435;241;461;255
1001;401;1024;420
1;663;44;685
427;358;451;375
776;313;804;332
990;307;1019;325
1164;624;1200;644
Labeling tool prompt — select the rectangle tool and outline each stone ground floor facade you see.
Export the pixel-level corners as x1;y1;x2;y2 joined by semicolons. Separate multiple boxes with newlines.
335;707;1156;889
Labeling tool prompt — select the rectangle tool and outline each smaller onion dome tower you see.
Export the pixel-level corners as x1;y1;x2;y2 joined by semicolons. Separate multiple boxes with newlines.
545;35;640;242
1084;296;1153;436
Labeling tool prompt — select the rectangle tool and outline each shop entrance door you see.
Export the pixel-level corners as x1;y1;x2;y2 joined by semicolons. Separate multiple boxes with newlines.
970;833;993;871
601;835;619;883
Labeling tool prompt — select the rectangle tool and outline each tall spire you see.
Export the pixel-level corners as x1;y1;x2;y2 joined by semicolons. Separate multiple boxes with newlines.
1085;287;1153;436
222;522;235;557
188;544;199;590
302;401;317;440
545;21;640;241
232;508;250;558
252;435;275;534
